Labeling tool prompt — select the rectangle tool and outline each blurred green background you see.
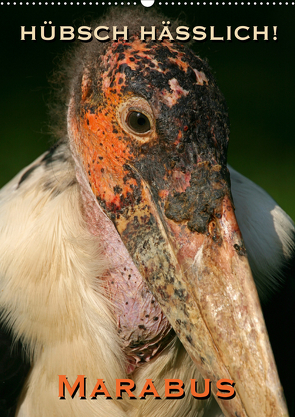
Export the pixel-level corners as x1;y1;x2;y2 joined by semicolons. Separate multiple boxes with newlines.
0;4;294;220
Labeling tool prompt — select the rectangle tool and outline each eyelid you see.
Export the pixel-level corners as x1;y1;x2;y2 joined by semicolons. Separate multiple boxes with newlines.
128;107;150;119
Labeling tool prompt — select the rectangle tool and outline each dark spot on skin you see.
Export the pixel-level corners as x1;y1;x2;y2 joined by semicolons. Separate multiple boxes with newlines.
186;335;194;346
174;288;186;300
153;317;159;321
117;63;133;76
129;340;145;349
201;357;206;364
145;315;149;318
143;240;150;250
88;170;91;176
98;156;103;160
85;105;96;115
118;78;123;85
115;43;125;53
114;185;123;195
158;287;170;301
101;168;104;173
113;128;119;134
138;325;146;330
126;302;128;305
234;243;247;256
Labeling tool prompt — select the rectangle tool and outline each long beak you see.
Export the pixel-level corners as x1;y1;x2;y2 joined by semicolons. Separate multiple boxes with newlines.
113;163;288;417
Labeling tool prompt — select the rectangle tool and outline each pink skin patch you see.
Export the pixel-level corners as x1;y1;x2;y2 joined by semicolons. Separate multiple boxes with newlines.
171;170;192;193
161;78;189;108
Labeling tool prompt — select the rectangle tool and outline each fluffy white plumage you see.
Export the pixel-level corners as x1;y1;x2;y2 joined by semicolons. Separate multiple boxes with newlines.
0;143;208;417
0;142;293;416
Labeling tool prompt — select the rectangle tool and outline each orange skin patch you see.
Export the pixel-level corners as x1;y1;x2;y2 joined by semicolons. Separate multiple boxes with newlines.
79;116;137;212
76;80;139;213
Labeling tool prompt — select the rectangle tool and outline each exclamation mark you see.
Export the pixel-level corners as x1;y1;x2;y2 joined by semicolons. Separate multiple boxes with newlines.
273;26;277;41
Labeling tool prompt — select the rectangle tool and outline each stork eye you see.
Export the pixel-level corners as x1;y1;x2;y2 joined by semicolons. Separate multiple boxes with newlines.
127;111;151;134
117;97;155;143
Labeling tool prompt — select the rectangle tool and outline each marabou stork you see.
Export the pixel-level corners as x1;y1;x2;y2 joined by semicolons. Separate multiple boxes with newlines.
0;9;294;417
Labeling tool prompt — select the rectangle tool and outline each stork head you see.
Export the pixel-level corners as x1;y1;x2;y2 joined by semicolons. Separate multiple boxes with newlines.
64;10;288;417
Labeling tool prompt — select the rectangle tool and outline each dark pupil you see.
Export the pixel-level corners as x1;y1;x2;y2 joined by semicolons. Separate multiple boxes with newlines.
127;111;151;133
